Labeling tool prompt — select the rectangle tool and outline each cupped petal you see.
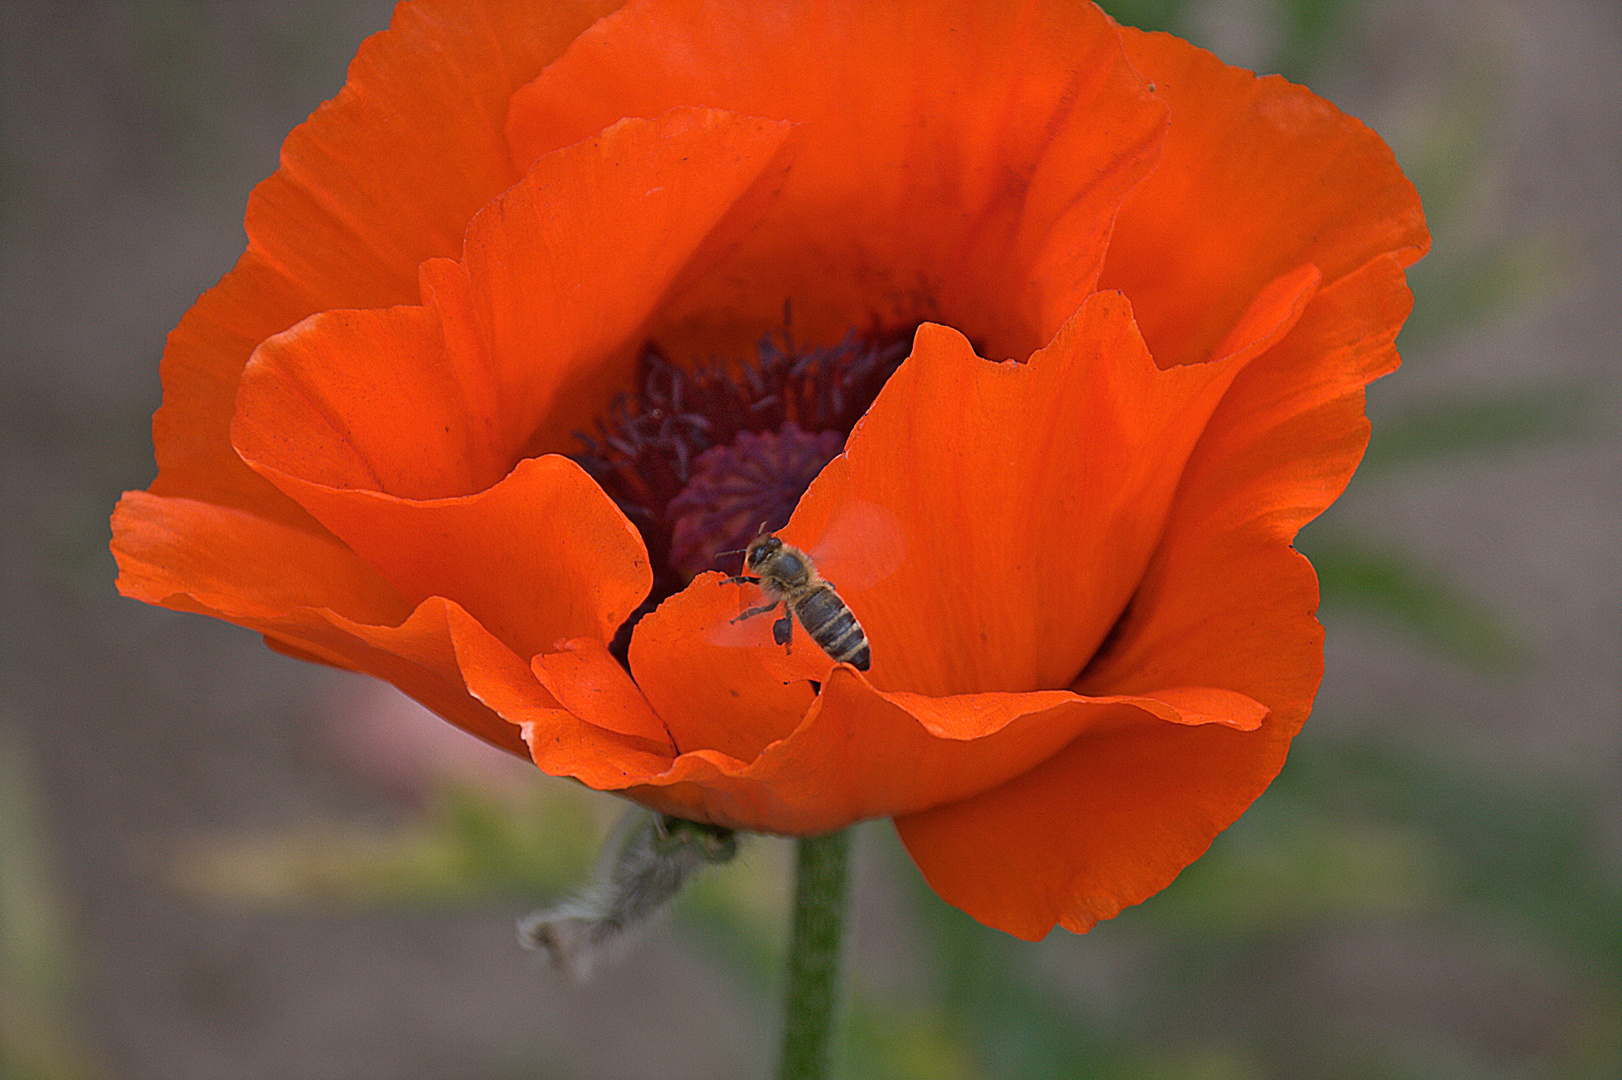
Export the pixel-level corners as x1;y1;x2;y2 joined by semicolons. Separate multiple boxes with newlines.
450;611;678;786
532;638;674;748
508;0;1167;360
1100;28;1429;369
227;108;804;662
459;106;799;455
229;294;508;500
237;452;648;667
111;490;408;627
893;255;1418;940
779;286;1311;699
611;668;1261;835
146;0;618;514
233;108;799;502
1084;254;1416;701
626;575;820;762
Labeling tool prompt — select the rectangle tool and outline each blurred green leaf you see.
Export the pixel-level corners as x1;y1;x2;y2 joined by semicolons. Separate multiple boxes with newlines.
1092;0;1191;35
165;780;603;908
1272;0;1366;82
1098;0;1367;81
1303;536;1526;670
1362;382;1591;475
1398;228;1575;353
1142;809;1446;933
839;995;988;1080
895;835;1150;1080
0;728;102;1080
1283;738;1622;976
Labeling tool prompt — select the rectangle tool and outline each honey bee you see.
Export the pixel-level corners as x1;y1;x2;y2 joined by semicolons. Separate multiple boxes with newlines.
726;530;871;671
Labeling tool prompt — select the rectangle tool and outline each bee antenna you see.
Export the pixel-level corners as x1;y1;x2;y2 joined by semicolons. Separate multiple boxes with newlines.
714;546;746;559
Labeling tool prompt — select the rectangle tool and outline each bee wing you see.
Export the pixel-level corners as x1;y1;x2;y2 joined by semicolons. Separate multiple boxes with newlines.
805;498;904;592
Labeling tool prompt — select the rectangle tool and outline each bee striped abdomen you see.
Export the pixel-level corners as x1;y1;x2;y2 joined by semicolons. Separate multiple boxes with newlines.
796;586;871;671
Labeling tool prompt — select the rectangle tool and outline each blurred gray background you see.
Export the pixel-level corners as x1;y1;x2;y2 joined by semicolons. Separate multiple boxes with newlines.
2;1;1617;1078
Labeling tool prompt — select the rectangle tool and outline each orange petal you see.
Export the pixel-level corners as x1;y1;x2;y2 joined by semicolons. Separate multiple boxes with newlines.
237;452;649;666
508;0;1166;361
612;669;1260;835
780;286;1310;699
892;257;1418;940
111;490;407;626
228;109;805;662
1100;28;1429;369
626;574;819;762
255;0;621;311
230;297;510;500
233;108;799;503
895;710;1289;939
615;282;1292;759
112;492;527;754
1086;255;1416;702
532;638;674;749
606;565;1260;831
145;0;616;517
449;610;677;786
458;107;799;455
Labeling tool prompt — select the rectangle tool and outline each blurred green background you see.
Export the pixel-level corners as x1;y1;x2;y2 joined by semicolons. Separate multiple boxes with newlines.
1;1;1616;1078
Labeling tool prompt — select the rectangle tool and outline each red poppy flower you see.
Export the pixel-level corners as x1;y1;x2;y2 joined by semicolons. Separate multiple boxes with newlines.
111;0;1428;939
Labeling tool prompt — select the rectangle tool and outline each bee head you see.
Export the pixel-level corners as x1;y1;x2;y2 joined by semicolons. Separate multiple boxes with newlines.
744;533;783;570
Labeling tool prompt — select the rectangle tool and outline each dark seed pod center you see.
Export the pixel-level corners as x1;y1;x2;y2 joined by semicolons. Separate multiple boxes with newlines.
667;423;845;581
572;317;911;657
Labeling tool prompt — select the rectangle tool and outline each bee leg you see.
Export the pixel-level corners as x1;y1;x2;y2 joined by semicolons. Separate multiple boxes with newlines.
723;575;761;586
772;611;793;649
731;600;780;625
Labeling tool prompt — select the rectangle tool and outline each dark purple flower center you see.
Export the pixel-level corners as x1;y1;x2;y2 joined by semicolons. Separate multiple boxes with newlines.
573;320;911;655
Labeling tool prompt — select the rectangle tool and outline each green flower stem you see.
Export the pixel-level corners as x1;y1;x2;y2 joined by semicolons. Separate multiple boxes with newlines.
776;828;853;1080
